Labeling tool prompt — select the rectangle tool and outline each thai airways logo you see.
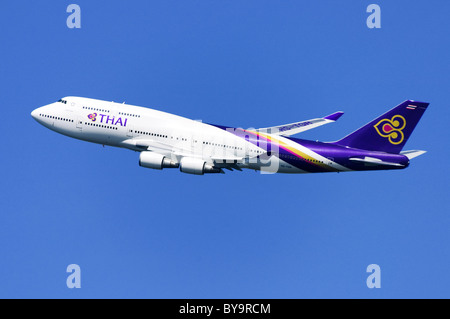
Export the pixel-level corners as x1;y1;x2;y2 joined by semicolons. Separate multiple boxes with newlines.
86;113;128;126
374;115;406;145
87;113;97;122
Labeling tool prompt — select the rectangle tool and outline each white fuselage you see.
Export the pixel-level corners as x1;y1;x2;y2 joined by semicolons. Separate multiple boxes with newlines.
31;96;315;174
31;96;422;175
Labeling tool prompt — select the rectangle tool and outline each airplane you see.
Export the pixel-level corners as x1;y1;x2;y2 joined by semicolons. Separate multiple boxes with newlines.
31;97;429;175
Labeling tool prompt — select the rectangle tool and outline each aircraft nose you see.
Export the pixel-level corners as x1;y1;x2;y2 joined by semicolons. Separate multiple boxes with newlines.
31;107;44;121
31;108;38;119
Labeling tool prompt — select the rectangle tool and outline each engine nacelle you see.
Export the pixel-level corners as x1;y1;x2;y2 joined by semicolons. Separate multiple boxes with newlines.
139;151;179;170
179;157;222;175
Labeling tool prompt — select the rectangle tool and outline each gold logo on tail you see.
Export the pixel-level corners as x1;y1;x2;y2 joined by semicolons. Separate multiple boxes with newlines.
374;115;406;145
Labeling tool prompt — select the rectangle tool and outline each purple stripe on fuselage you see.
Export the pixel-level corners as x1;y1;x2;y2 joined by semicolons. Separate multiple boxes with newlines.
285;137;409;171
209;123;409;172
208;123;334;173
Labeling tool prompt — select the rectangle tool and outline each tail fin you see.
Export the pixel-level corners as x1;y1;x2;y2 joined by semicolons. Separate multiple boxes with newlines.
334;100;429;153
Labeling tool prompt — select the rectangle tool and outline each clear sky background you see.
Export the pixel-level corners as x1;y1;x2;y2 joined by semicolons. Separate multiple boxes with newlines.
0;1;449;298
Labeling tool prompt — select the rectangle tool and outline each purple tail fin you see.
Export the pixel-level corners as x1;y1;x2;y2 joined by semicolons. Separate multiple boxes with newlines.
334;100;429;153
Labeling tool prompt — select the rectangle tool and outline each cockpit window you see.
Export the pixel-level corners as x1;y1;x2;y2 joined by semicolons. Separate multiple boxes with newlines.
57;99;67;104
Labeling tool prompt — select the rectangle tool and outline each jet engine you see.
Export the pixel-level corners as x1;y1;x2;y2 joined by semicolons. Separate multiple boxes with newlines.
139;151;179;170
179;157;222;175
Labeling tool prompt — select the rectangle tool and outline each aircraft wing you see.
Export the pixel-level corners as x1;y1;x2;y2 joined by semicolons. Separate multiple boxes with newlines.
122;138;245;170
121;138;173;155
210;155;245;171
257;111;344;136
210;155;244;163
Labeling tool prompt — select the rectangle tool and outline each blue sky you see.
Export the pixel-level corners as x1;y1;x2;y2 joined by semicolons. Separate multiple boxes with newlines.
0;1;449;298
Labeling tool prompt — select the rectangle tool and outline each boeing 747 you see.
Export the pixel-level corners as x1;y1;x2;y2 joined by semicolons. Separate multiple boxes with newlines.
31;97;429;175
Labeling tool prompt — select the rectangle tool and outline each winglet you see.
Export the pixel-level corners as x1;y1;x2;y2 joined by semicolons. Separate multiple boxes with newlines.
324;111;344;121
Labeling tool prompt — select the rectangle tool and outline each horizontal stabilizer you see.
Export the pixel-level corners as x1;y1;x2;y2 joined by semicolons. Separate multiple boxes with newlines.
400;150;427;159
257;111;344;136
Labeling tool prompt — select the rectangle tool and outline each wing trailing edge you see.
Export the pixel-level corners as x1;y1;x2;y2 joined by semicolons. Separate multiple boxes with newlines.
257;111;344;136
